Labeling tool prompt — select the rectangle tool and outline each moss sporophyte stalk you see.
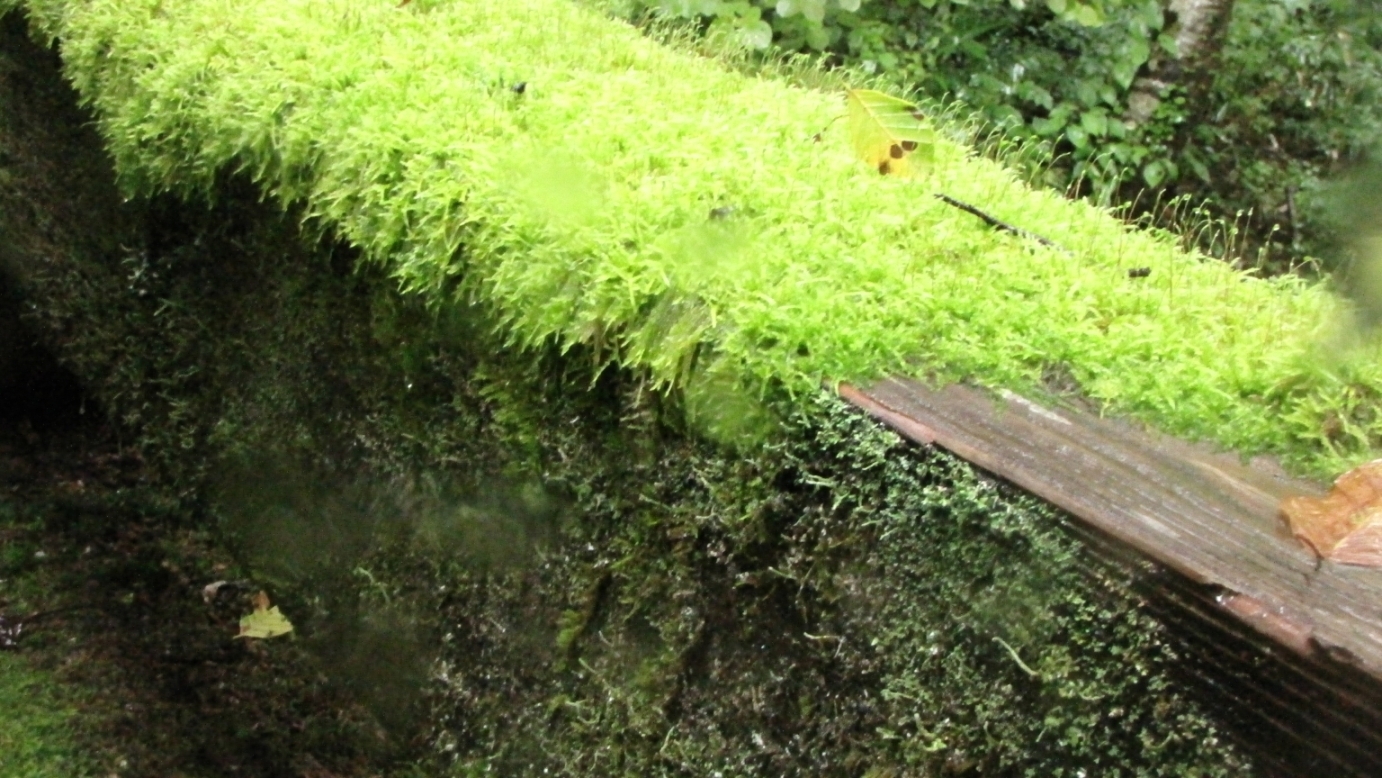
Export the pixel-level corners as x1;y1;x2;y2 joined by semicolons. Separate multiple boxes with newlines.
7;0;1379;477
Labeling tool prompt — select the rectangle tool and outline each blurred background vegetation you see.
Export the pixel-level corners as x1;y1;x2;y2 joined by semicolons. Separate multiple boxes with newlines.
615;0;1381;274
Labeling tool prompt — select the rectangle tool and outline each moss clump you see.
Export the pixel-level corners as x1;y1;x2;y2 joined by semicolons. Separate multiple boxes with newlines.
0;653;95;778
389;366;1249;775
3;0;1380;477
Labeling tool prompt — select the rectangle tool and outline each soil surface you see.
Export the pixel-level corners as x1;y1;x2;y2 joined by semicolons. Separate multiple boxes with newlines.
0;358;420;777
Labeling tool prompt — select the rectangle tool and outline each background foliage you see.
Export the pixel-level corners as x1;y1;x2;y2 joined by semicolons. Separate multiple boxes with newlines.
624;0;1382;270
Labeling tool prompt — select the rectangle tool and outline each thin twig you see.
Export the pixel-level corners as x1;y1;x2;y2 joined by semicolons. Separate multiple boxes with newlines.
936;193;1066;252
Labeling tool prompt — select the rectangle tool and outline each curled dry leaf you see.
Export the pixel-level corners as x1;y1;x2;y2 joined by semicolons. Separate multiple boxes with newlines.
1280;459;1382;566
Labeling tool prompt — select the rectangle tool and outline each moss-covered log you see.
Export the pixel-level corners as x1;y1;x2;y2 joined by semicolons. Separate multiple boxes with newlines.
0;9;1269;775
2;0;1380;478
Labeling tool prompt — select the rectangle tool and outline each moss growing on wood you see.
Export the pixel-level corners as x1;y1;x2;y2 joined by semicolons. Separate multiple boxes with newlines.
2;0;1380;477
3;159;1253;775
0;6;1254;775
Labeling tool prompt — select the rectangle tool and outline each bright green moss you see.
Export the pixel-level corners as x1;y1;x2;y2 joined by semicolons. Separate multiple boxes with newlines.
5;0;1376;479
0;651;95;777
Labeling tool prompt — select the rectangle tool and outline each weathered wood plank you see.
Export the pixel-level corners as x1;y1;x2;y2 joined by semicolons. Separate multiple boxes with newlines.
840;377;1382;673
841;377;1382;775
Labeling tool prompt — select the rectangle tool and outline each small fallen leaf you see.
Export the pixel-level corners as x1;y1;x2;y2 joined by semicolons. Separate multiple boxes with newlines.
1280;459;1382;566
236;591;294;639
845;89;935;178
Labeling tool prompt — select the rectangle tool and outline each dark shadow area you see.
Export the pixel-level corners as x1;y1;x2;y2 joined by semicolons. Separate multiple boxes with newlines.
0;11;429;775
0;269;88;434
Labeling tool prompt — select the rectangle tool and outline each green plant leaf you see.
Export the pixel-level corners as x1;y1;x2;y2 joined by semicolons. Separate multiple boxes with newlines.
1142;159;1166;188
1068;2;1104;26
1080;110;1108;137
845;88;935;177
737;19;773;49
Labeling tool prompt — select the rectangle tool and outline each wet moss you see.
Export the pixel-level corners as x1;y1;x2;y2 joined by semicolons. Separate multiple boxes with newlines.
0;11;1253;775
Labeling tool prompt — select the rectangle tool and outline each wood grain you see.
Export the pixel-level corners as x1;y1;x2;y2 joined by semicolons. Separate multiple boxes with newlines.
841;377;1382;776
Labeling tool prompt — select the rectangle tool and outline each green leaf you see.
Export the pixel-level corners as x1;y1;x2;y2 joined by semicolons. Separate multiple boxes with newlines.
737;19;773;49
1142;160;1166;188
1080;110;1108;137
1069;2;1104;26
1110;37;1150;89
845;88;936;177
236;592;294;640
1030;115;1065;137
837;0;862;11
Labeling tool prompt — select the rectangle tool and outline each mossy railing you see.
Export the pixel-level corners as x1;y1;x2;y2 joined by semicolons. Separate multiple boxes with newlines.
3;0;1378;478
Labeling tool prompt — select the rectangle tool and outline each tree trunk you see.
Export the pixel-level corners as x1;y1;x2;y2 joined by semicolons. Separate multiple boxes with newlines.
1126;0;1236;125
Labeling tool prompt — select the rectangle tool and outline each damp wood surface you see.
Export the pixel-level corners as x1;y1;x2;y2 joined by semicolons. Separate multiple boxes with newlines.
840;377;1382;679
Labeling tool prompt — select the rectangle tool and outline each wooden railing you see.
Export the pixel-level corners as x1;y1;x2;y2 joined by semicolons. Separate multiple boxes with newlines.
842;377;1382;776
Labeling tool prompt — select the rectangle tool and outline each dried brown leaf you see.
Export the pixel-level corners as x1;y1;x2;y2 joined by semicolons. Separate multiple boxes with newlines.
1280;460;1382;566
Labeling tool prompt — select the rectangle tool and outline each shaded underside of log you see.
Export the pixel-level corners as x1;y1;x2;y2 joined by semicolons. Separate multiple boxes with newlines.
842;377;1382;777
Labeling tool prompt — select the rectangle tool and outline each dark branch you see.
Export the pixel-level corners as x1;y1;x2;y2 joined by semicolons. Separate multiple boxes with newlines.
935;193;1065;252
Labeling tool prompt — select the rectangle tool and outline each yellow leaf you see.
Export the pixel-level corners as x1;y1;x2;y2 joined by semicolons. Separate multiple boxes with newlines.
237;605;294;639
236;591;294;639
845;89;935;178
